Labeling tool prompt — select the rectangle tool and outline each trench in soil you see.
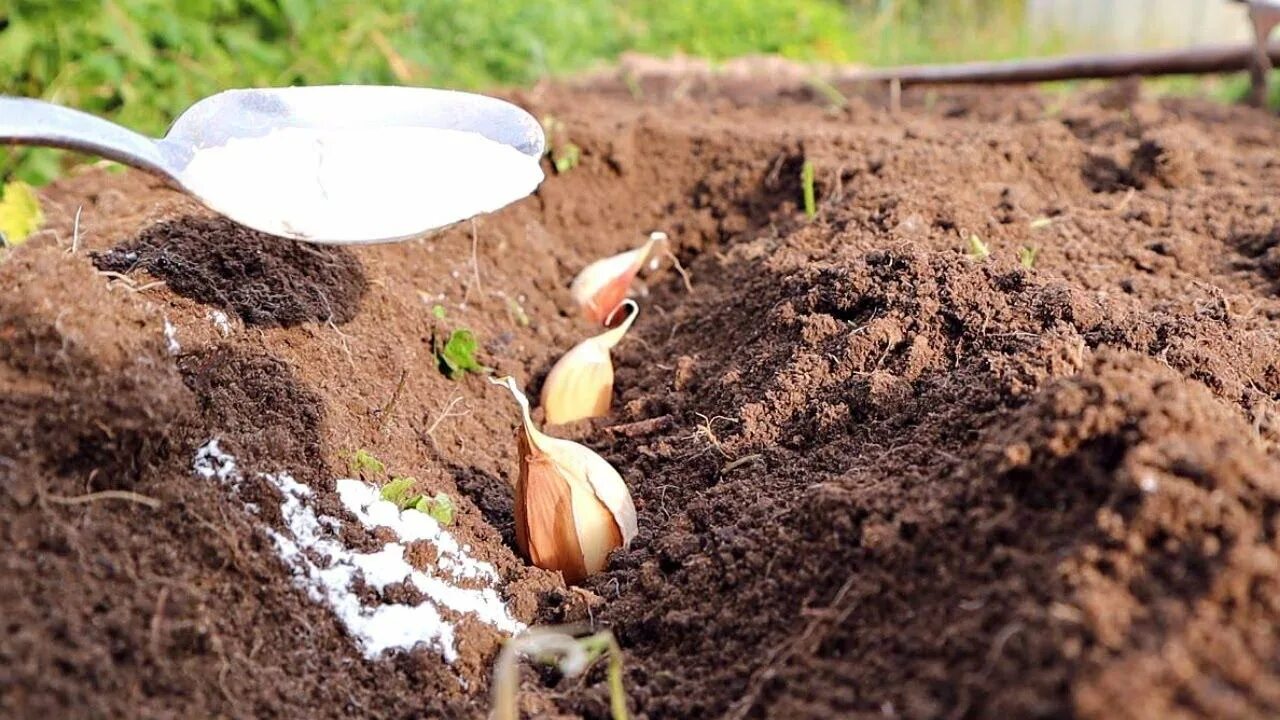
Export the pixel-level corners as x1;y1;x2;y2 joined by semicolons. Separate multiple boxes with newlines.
5;78;1280;720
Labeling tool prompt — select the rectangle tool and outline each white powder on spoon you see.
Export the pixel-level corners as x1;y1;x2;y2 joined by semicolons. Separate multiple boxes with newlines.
178;126;543;244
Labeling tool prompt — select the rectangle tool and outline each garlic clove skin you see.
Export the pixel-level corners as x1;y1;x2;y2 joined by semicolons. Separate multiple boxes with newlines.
516;429;590;581
492;376;638;583
541;301;639;425
534;431;638;555
570;232;665;325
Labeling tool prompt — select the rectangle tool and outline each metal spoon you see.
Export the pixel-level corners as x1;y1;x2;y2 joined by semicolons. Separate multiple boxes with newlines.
0;86;546;244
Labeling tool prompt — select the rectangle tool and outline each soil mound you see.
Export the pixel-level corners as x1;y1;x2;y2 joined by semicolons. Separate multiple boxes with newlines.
92;215;368;326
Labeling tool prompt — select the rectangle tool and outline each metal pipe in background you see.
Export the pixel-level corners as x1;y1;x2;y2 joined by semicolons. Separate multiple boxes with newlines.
829;42;1280;87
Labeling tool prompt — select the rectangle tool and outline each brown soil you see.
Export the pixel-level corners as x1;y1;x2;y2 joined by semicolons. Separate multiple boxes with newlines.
5;74;1280;720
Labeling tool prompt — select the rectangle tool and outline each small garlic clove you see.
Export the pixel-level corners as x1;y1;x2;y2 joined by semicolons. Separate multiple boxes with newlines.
491;376;638;583
570;232;666;325
541;301;639;425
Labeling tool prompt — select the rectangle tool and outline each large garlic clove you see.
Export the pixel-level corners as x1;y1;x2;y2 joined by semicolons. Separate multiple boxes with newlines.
541;301;639;425
516;430;589;581
570;232;665;326
492;376;638;583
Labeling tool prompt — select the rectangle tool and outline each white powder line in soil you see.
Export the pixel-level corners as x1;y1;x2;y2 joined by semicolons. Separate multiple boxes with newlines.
192;438;524;663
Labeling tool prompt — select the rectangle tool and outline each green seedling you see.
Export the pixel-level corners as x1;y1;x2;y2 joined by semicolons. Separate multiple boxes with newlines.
414;492;455;526
380;478;456;524
1019;246;1040;269
436;328;491;380
348;449;386;479
432;304;447;320
552;143;581;174
966;234;990;261
801;159;817;219
0;181;44;248
541;115;580;175
380;476;418;509
492;626;628;720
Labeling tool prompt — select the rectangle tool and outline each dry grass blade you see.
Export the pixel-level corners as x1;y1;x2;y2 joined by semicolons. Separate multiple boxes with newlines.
44;489;161;509
491;626;629;720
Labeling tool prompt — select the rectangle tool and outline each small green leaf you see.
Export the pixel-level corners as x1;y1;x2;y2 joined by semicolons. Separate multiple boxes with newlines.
1019;246;1040;269
966;234;990;261
348;449;386;478
437;329;490;380
0;181;45;248
380;477;421;510
432;304;447;320
552;143;580;174
414;492;455;526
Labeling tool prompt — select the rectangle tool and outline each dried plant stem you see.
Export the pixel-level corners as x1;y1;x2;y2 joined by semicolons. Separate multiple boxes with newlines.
44;489;161;509
662;249;694;293
69;205;83;254
424;395;469;444
491;626;629;720
377;369;409;433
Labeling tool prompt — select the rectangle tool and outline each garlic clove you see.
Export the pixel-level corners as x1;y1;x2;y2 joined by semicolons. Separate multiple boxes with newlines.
516;430;589;581
570;232;666;325
541;301;639;425
491;376;638;583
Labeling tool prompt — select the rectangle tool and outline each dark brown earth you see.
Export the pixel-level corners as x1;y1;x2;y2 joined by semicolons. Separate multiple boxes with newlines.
5;72;1280;720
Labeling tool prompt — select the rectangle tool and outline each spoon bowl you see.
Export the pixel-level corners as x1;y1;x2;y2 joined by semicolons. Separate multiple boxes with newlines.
0;86;546;244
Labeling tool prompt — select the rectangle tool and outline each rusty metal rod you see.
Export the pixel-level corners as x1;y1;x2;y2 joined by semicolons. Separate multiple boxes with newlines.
831;42;1280;87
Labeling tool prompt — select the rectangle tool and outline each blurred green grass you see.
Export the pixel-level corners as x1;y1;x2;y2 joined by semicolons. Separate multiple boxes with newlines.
4;0;1263;186
2;0;1044;183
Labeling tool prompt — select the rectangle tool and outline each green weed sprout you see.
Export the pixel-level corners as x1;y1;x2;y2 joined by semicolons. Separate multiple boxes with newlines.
437;329;491;380
541;114;580;174
380;478;456;525
966;234;990;261
348;449;386;478
1019;246;1040;269
801;160;816;219
415;492;455;525
492;626;628;720
552;143;581;174
380;477;418;509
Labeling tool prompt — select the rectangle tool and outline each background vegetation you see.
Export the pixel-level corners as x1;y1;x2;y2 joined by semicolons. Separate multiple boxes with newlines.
1;0;1035;183
2;0;1254;184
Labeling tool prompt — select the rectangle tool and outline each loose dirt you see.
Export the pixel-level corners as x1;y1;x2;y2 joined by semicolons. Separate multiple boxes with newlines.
5;72;1280;719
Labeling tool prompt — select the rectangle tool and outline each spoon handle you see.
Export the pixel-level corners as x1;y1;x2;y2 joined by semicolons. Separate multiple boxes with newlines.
0;97;172;177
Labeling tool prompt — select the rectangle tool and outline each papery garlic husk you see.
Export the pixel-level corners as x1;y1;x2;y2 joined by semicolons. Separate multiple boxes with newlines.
541;300;638;425
570;231;666;326
490;376;639;584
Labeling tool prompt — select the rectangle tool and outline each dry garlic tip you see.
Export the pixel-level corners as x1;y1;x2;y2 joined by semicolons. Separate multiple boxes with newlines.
541;300;639;425
489;376;638;584
570;231;667;326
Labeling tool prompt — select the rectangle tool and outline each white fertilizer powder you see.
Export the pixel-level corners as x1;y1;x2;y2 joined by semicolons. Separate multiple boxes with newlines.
192;439;523;661
179;126;544;243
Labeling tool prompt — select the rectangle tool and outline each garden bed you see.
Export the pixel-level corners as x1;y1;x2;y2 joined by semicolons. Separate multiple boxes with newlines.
5;74;1280;719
